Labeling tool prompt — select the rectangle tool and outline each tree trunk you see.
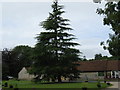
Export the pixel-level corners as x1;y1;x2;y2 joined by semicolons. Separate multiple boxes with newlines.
58;75;62;83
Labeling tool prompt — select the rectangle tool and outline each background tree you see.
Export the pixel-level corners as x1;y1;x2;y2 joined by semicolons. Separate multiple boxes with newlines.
94;53;110;60
31;0;81;82
94;53;102;60
82;56;87;61
2;48;11;80
2;45;33;79
97;1;120;60
12;45;33;68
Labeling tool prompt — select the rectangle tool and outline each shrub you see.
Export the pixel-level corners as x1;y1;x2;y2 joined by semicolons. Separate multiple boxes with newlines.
9;85;14;88
104;81;106;83
107;82;111;85
97;81;101;88
82;87;87;90
4;82;8;87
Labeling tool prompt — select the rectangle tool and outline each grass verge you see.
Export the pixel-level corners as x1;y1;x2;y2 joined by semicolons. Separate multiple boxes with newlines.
2;80;112;89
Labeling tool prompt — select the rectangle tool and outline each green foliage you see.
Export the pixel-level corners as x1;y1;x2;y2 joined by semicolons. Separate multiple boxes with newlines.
94;53;102;60
98;72;104;76
2;45;33;79
32;0;81;82
2;48;17;79
97;1;120;60
12;45;33;67
93;53;119;60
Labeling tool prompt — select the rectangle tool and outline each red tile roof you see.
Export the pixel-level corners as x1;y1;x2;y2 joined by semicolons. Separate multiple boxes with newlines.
76;60;120;72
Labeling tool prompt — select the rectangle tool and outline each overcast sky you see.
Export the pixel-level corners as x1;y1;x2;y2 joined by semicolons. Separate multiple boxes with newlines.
1;0;114;59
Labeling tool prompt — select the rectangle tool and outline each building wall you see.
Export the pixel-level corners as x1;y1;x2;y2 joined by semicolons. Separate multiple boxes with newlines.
118;71;120;78
77;72;104;81
18;67;35;80
107;71;120;78
18;67;120;81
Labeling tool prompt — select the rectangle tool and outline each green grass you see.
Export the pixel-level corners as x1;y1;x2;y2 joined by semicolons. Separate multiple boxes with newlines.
2;80;112;89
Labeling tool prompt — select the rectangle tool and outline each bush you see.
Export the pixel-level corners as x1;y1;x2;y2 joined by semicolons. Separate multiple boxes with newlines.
97;84;101;88
82;87;87;90
104;81;106;83
9;85;14;88
32;77;42;83
4;82;8;87
97;81;101;88
107;82;111;85
14;88;19;90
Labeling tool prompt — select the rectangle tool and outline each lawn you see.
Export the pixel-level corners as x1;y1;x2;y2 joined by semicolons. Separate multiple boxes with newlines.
2;80;112;89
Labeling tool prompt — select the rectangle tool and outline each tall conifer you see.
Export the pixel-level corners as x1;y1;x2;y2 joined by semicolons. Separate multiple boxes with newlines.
32;0;81;82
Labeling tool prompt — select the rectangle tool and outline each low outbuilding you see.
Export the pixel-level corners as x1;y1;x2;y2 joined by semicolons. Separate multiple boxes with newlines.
18;60;120;81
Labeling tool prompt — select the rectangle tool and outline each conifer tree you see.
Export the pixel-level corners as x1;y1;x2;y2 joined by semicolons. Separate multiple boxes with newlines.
32;0;81;82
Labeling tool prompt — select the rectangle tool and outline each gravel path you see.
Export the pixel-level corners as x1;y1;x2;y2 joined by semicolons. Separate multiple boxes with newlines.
102;81;120;90
108;82;119;88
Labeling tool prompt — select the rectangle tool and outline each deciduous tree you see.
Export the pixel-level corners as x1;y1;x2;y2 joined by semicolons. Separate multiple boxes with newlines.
97;1;120;60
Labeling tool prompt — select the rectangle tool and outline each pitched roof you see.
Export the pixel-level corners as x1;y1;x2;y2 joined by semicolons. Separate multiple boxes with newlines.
76;60;120;72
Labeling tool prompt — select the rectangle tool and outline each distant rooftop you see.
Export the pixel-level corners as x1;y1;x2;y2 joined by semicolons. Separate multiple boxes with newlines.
77;60;120;72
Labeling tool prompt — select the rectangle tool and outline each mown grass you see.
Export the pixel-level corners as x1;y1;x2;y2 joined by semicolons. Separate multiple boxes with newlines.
2;80;112;89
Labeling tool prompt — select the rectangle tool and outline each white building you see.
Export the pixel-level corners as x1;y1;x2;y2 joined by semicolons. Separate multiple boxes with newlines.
18;67;35;80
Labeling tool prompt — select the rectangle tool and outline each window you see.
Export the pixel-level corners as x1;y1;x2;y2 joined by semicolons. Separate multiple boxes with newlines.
98;72;104;76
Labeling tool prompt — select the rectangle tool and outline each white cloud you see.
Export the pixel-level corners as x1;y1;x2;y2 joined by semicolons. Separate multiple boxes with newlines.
78;38;111;59
1;0;93;2
80;47;111;59
0;3;2;50
2;2;51;49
